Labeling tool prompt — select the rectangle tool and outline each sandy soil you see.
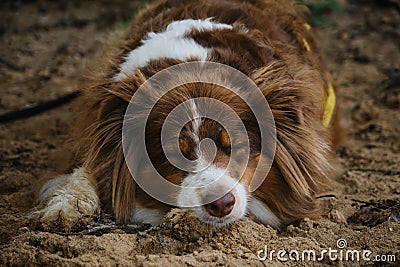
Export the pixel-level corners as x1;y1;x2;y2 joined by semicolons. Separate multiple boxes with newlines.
0;1;399;266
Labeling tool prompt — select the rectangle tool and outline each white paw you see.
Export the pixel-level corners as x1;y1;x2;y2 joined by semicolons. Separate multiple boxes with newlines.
30;167;100;231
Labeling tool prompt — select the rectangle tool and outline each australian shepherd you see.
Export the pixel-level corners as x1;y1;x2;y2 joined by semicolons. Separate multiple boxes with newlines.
33;0;338;231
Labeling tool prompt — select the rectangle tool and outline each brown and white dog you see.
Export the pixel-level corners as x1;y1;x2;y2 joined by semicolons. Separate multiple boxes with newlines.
33;0;338;231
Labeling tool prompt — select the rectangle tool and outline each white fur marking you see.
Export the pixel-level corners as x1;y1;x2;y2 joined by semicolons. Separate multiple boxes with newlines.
113;18;232;80
132;204;166;225
178;165;247;227
189;99;201;137
33;167;99;229
247;197;282;229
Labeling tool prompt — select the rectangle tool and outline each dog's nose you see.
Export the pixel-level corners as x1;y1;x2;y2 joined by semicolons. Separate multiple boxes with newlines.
204;192;235;217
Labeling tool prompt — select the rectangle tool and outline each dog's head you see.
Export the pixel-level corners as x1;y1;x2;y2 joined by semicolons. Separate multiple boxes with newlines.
84;60;333;229
129;79;268;227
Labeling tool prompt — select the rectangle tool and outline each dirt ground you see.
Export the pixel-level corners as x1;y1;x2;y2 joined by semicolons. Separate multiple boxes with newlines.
0;1;399;266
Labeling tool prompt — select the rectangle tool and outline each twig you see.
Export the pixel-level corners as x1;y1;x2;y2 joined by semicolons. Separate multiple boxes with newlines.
54;222;153;236
350;198;371;205
316;193;337;199
0;90;80;123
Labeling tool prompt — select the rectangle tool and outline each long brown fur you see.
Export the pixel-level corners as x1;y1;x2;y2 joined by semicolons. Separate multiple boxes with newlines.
74;0;338;225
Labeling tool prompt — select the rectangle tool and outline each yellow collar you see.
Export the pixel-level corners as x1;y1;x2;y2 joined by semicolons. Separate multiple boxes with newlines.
302;23;336;128
322;81;336;128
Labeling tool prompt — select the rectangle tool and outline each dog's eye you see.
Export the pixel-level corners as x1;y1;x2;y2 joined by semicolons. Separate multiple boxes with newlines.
219;129;231;149
179;138;190;155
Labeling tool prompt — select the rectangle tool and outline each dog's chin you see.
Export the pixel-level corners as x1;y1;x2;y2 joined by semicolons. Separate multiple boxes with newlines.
198;215;240;228
193;206;246;227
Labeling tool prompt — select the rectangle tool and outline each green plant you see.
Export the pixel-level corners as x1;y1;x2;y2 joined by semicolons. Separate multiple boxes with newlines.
300;0;341;26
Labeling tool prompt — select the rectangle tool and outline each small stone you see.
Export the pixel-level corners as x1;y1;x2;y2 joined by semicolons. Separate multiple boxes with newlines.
18;227;30;234
187;230;201;242
299;218;313;229
215;242;224;250
135;255;146;265
286;224;296;233
147;254;158;261
237;249;244;257
329;209;348;224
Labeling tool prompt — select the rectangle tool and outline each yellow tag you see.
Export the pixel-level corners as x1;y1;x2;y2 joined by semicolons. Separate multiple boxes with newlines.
322;81;336;128
302;38;311;52
304;23;312;30
302;23;311;51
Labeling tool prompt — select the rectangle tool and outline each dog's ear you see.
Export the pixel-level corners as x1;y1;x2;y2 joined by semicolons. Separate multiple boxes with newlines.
112;146;137;224
251;61;335;221
83;94;135;223
80;73;148;224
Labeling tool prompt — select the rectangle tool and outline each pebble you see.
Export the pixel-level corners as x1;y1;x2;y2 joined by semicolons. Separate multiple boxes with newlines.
187;230;201;242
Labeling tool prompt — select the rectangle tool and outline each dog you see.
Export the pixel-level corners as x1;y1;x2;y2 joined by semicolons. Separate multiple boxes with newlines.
32;0;338;231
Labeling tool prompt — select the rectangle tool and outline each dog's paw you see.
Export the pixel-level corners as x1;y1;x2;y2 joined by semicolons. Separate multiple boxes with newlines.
30;168;100;231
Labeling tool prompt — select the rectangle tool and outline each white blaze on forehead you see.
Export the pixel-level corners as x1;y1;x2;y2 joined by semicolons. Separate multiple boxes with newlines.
113;18;233;80
188;99;201;137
